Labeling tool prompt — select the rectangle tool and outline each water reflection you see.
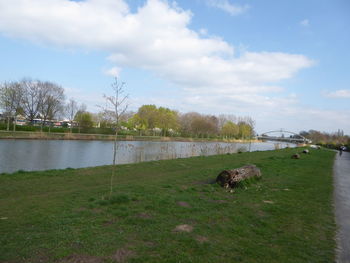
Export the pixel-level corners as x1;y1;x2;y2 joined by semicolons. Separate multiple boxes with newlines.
0;140;294;173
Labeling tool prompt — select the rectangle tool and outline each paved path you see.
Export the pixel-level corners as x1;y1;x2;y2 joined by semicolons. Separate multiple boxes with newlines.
334;151;350;263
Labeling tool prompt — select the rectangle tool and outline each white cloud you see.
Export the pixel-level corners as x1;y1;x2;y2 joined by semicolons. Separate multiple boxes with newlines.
205;0;249;16
300;19;309;27
0;0;313;97
0;0;323;131
199;28;208;35
323;89;350;99
104;66;121;77
64;87;106;111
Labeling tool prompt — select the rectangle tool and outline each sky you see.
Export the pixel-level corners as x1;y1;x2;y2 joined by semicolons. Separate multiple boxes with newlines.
0;0;349;134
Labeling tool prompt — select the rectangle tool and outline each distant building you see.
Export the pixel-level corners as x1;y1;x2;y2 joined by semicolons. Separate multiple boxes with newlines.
15;115;27;126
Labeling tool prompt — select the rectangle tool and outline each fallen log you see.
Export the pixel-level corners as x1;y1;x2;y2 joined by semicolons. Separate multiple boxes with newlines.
216;165;261;189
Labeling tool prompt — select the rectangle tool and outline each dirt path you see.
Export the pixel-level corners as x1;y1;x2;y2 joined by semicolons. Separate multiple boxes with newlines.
334;151;350;263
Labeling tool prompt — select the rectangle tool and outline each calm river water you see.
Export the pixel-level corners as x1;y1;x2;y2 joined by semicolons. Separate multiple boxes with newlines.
0;140;295;173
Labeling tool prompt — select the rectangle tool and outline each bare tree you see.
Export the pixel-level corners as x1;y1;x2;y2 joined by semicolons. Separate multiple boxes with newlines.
179;112;201;137
97;109;116;128
218;114;237;130
101;77;129;197
65;98;78;132
21;79;43;124
0;81;24;131
38;82;65;132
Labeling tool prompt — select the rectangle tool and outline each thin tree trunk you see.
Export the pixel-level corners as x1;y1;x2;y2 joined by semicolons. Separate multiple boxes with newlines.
110;129;118;198
13;116;16;132
6;116;10;131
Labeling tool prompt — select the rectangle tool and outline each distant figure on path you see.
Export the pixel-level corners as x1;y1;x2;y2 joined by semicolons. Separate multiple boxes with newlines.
339;145;346;156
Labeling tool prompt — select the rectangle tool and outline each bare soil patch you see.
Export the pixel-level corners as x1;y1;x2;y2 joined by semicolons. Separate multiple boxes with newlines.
263;200;274;204
195;236;209;243
173;224;193;233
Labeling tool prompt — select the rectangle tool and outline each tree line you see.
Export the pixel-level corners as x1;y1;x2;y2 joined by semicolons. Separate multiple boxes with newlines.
0;79;255;139
126;105;255;139
300;129;349;149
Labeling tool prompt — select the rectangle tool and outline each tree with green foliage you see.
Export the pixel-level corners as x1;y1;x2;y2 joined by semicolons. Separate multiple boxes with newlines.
74;104;87;132
221;121;239;138
75;109;93;129
131;105;179;136
238;121;253;139
129;114;146;135
156;107;179;136
136;104;158;130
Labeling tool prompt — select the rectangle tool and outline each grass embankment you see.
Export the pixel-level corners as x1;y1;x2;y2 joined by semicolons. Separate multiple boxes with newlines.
0;148;336;262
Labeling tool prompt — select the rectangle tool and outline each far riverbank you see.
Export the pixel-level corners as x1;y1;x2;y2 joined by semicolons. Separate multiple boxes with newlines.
0;130;261;143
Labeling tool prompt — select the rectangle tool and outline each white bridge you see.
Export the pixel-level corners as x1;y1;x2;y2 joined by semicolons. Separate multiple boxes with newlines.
257;129;311;144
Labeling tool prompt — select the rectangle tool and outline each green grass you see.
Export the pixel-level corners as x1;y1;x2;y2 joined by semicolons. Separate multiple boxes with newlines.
0;148;336;262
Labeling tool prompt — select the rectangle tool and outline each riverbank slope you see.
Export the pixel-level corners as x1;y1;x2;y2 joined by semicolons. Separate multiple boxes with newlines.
0;148;335;262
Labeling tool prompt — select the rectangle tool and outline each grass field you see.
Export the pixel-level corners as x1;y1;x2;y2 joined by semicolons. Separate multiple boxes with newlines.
0;148;336;263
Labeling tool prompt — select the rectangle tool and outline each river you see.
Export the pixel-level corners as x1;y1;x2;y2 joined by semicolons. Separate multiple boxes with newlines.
0;139;295;174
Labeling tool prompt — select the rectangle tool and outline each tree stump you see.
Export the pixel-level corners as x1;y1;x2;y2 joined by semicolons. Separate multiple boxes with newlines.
216;165;261;188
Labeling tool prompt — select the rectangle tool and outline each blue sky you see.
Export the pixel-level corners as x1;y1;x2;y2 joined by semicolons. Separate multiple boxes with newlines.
0;0;349;134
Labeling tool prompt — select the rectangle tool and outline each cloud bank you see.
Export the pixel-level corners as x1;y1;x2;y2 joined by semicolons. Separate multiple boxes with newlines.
0;0;312;95
1;0;339;132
